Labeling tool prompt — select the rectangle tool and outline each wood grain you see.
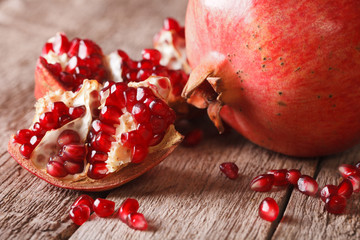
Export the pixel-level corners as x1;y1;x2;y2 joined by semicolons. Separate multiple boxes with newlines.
0;0;359;239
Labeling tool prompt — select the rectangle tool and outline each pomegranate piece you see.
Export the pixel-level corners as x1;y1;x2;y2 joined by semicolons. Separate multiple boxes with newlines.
182;129;203;147
320;185;338;202
127;213;148;231
35;33;108;97
338;164;359;178
93;198;115;218
259;197;279;222
337;179;353;199
72;195;95;212
219;162;239;180
286;169;301;186
250;174;274;192
69;204;91;226
325;195;347;215
118;198;140;223
347;174;360;193
297;175;318;196
267;169;288;186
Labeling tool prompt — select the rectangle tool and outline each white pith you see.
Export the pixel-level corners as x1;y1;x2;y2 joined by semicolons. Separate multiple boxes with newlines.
31;80;101;179
107;52;124;83
154;30;190;74
43;51;69;70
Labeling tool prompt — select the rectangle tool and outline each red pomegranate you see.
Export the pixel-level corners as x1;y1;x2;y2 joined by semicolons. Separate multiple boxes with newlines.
183;0;360;156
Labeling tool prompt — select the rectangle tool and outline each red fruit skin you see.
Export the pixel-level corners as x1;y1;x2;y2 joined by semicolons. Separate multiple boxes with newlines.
185;0;360;157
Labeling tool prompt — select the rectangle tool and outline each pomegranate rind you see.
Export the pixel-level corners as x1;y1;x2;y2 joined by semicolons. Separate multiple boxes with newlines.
8;125;182;191
35;58;67;99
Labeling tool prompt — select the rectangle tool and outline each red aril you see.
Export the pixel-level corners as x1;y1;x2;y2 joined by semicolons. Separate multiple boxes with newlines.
267;169;288;186
72;195;95;212
325;195;347;215
127;213;148;231
250;174;274;192
219;162;239;180
347;174;360;193
93;198;115;218
337;179;353;199
259;197;279;222
118;198;140;223
286;169;301;186
183;0;360;157
320;185;338;203
69;204;91;226
182;129;203;147
338;164;359;178
297;175;318;196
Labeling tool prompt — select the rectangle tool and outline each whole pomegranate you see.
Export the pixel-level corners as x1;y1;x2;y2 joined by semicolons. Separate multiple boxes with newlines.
183;0;360;156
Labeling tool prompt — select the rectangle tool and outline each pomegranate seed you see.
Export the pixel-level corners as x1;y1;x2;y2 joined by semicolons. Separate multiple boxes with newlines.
148;133;165;146
58;115;72;126
39;112;58;130
118;198;140;223
87;163;108;179
61;144;86;161
19;144;33;159
52;33;70;54
297;175;318;196
117;49;130;62
138;60;154;70
64;161;84;174
347;174;360;193
163;17;180;32
32;122;46;137
69;106;86;119
127;213;148;231
29;135;40;147
267;169;288;186
46;161;68;177
136;125;153;144
320;185;338;202
57;130;80;146
42;42;53;55
219;162;239;180
132;103;150;123
69;204;91;226
99;106;122;125
92;132;114;152
150;115;166;134
142;49;161;65
356;162;360;170
88;150;108;163
149;99;169;117
325;195;347;215
259;197;279;222
286;169;301;185
337;179;353;199
72;195;94;211
250;174;274;192
338;164;359;178
47;63;62;76
68;38;80;57
131;145;148;163
93;198;115;218
91;120;116;135
14;129;33;144
182;129;203;147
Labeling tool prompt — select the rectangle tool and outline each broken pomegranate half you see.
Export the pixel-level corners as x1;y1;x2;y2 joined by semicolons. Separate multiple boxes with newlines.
8;79;182;191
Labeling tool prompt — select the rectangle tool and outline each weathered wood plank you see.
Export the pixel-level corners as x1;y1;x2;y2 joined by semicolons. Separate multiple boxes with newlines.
70;127;318;240
272;146;360;240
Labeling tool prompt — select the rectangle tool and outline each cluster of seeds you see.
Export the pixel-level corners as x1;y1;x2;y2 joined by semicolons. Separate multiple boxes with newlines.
13;101;86;159
41;33;108;91
116;48;188;97
70;195;147;230
86;81;176;179
250;169;318;221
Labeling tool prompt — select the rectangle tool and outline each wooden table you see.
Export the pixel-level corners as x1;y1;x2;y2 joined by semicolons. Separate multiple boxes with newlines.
0;0;359;239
